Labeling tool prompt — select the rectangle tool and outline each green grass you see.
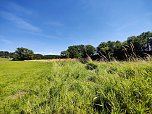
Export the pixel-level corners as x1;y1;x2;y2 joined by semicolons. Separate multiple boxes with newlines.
0;60;152;114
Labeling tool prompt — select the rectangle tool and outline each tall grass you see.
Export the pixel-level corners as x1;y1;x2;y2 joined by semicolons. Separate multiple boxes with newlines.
0;60;152;113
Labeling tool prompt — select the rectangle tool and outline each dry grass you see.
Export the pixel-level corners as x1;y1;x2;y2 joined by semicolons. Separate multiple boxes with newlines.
25;58;77;62
10;91;27;100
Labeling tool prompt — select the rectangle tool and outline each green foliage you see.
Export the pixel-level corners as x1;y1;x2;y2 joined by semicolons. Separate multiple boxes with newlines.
33;54;44;60
96;31;152;61
61;45;95;58
0;51;14;58
33;54;61;60
67;45;85;58
13;47;34;61
0;51;9;58
60;51;69;58
97;41;123;60
85;45;96;56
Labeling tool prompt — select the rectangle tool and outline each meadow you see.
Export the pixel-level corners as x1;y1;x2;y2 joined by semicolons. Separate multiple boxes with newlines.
0;59;152;114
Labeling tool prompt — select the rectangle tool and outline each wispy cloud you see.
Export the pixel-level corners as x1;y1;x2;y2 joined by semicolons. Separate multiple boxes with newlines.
0;11;62;39
0;36;13;44
0;2;63;40
1;1;32;15
8;2;32;15
0;11;41;33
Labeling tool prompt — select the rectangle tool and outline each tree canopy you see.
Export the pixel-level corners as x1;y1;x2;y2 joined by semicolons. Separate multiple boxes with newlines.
60;31;152;61
13;47;34;61
61;45;95;58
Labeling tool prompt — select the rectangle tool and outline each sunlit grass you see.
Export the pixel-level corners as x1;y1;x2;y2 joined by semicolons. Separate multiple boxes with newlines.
0;60;152;113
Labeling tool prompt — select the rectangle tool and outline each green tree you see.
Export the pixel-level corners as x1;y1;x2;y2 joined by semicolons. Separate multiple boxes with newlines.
33;54;44;60
0;51;10;58
85;45;96;56
67;45;85;58
61;51;69;58
13;47;34;61
66;45;95;58
97;41;123;60
127;32;152;50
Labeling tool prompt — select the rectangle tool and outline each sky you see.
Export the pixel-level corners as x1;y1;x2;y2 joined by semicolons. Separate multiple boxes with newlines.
0;0;152;55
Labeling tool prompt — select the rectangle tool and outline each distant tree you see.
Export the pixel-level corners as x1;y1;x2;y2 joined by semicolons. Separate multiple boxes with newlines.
13;47;34;61
33;54;44;60
97;41;112;60
43;55;60;59
0;51;10;58
127;32;152;50
67;45;84;58
65;45;95;58
61;51;69;58
9;52;15;58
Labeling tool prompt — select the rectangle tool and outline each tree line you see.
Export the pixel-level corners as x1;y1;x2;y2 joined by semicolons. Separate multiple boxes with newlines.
0;48;60;61
61;31;152;61
0;31;152;61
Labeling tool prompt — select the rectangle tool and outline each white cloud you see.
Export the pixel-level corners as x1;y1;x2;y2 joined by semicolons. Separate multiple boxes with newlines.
0;11;63;39
0;11;41;33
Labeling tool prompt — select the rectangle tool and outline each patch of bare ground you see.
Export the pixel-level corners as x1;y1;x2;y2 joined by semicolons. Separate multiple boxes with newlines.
10;91;27;100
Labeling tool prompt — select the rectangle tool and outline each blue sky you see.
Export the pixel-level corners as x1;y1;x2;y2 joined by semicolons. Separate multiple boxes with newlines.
0;0;152;55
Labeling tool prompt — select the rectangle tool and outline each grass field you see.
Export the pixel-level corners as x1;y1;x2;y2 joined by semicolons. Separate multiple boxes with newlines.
0;59;152;114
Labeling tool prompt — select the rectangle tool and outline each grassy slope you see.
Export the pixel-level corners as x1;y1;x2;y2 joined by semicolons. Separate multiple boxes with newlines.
0;60;152;114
